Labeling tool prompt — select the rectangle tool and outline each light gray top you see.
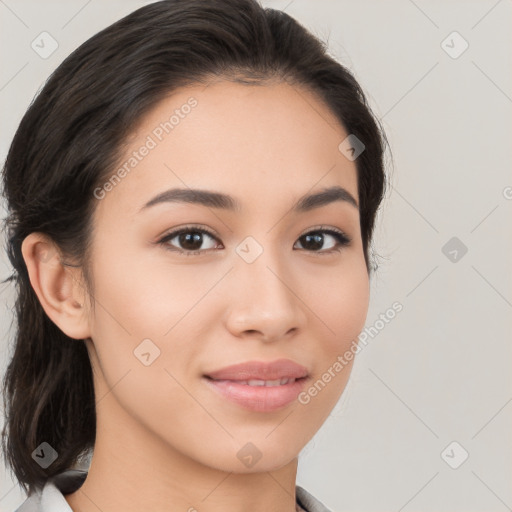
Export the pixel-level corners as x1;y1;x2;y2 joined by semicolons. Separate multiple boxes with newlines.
13;469;332;512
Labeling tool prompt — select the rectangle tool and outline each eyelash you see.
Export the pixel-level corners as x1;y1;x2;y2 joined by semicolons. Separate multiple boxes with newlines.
156;224;352;257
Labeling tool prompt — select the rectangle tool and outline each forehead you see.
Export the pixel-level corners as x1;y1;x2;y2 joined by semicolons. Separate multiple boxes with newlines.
95;80;359;219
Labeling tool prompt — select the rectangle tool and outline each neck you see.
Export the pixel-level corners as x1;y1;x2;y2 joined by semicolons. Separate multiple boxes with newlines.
64;393;300;512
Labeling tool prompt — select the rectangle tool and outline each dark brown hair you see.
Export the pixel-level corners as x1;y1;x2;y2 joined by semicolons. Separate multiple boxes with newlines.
1;0;390;495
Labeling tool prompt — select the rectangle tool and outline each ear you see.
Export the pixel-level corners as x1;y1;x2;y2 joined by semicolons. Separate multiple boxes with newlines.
21;232;92;340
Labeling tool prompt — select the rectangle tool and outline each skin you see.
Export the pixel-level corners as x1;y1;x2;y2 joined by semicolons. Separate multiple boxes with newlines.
22;80;370;512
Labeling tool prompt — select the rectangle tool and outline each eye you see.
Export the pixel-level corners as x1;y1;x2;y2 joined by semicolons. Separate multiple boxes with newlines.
294;226;351;254
156;224;351;256
157;225;222;256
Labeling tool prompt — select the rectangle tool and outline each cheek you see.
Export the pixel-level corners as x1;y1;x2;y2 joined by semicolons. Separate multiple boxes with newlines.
309;257;370;352
86;248;225;405
296;274;368;423
89;242;222;340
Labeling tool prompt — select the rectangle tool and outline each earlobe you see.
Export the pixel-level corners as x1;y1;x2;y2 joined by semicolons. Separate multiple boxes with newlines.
21;232;92;340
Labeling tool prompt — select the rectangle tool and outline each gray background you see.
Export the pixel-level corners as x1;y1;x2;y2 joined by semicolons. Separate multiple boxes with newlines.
1;1;511;511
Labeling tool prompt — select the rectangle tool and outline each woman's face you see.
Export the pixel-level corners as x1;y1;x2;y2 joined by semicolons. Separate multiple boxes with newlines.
82;79;369;473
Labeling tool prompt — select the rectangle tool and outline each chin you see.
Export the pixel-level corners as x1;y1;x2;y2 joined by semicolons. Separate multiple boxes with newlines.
190;436;302;474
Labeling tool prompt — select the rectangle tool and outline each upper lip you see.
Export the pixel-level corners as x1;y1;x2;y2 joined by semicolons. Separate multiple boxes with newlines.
205;358;309;381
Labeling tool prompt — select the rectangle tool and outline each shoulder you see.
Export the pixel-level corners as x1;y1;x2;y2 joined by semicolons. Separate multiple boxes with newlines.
14;473;328;512
13;469;88;512
296;485;333;512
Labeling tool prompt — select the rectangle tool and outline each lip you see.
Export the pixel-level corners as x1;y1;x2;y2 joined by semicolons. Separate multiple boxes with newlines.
205;359;309;381
203;359;309;412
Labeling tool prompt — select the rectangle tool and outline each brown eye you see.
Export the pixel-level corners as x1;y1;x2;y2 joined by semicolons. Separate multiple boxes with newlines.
158;227;221;255
294;229;351;253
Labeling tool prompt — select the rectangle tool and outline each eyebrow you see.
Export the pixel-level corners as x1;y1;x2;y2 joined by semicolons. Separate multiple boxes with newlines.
139;185;358;213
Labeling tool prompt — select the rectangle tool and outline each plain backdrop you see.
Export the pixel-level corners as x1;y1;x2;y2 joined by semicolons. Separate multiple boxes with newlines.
1;1;511;511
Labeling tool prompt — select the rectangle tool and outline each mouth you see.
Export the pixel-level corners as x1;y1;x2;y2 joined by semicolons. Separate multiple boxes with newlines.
204;376;305;386
204;358;309;381
202;373;309;412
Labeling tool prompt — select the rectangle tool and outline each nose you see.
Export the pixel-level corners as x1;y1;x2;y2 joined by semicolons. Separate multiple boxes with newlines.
224;246;307;343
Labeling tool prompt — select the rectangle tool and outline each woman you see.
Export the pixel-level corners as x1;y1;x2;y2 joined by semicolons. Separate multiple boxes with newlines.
1;1;389;511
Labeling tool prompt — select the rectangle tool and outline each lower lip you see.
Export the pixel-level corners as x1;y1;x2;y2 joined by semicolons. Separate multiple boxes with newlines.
203;377;308;412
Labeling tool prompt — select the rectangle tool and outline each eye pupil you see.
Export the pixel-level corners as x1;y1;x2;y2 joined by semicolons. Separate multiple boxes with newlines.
180;232;203;250
302;233;323;251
